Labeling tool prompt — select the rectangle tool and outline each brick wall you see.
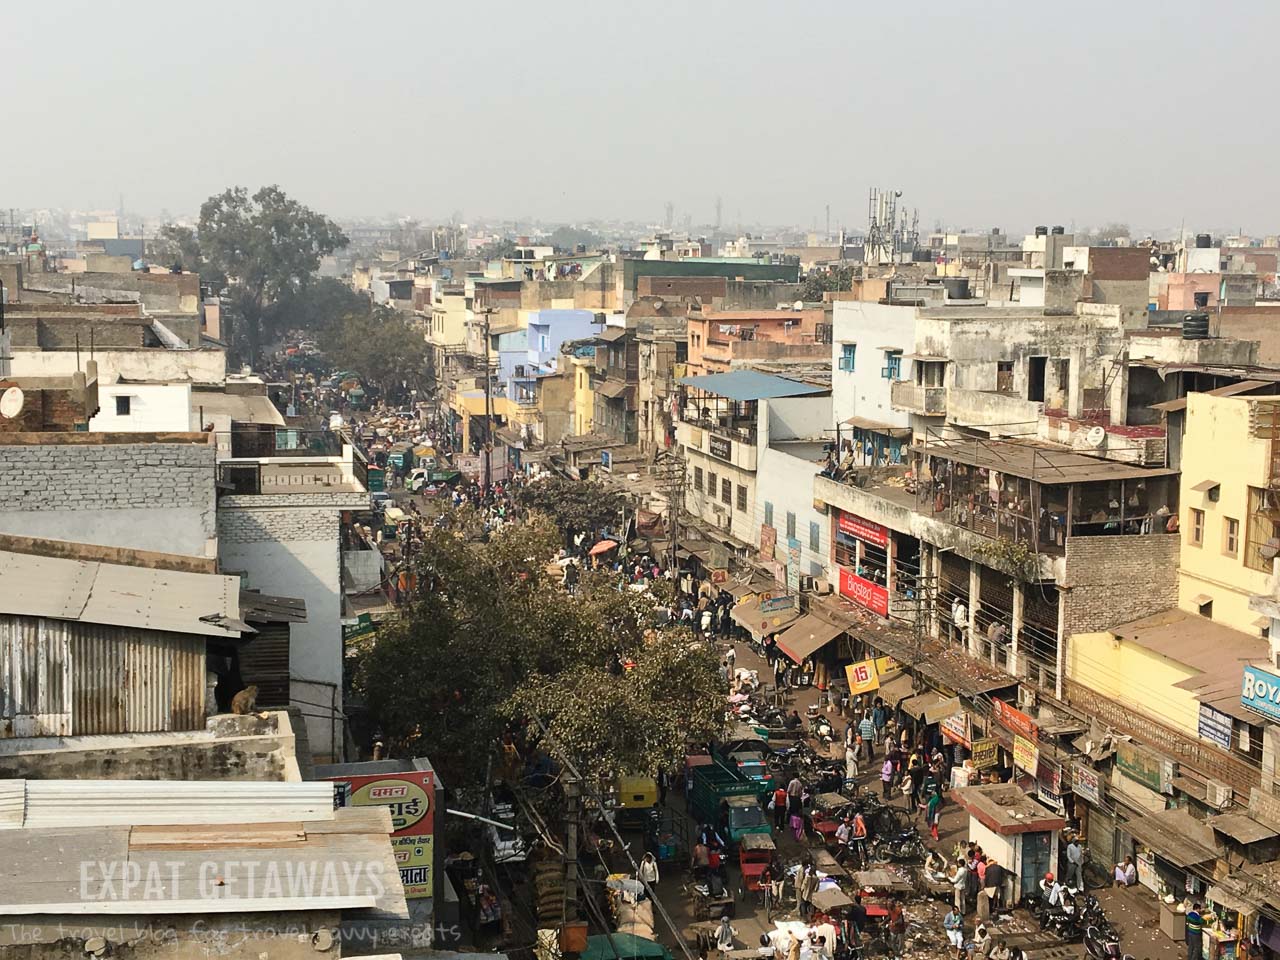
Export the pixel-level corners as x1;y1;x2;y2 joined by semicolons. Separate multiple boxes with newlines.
0;441;216;537
1060;533;1180;636
217;505;340;544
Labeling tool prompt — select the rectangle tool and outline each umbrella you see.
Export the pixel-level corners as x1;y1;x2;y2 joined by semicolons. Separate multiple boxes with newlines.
589;539;619;556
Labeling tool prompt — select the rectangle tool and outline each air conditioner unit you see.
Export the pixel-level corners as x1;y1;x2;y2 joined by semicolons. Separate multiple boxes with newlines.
1017;686;1038;710
799;575;816;593
813;578;834;595
1205;779;1232;810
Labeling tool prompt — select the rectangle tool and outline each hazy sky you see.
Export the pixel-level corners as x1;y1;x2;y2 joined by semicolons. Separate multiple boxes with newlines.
6;0;1278;235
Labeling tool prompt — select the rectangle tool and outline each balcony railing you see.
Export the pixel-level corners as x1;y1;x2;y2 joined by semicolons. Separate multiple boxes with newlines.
682;415;757;446
890;381;947;416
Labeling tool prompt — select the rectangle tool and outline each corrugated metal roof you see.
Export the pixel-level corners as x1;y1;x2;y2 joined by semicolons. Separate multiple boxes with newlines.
0;551;243;638
678;369;828;401
1150;380;1272;413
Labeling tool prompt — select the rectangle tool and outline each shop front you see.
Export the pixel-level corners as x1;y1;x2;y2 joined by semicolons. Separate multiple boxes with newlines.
833;510;891;617
953;783;1067;899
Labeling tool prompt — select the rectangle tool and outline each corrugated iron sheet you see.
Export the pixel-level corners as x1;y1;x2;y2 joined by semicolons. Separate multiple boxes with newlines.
0;616;71;738
69;624;205;735
238;622;290;707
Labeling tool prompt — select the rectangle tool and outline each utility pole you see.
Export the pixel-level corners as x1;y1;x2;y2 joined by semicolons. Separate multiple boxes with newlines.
654;448;685;575
910;573;938;693
480;307;495;492
564;776;580;922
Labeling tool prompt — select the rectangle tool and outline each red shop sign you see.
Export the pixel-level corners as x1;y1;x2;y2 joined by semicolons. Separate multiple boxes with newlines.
838;567;889;617
991;697;1039;742
836;511;889;547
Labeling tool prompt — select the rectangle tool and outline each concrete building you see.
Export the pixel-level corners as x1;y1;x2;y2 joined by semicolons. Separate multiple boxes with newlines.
677;370;829;548
634;300;688;455
830;300;915;465
686;306;827;377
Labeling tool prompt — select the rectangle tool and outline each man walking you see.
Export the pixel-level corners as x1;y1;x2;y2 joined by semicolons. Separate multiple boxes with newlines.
1065;835;1085;892
858;711;876;763
1186;902;1205;960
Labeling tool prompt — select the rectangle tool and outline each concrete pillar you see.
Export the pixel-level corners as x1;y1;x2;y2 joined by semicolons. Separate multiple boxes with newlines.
1067;346;1086;419
928;545;942;641
968;560;981;658
1010;583;1025;678
1107;355;1129;426
1055;589;1067;699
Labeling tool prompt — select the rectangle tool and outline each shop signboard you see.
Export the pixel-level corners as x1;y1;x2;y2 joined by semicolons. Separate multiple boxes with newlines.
1197;703;1233;751
838;567;889;617
1241;664;1280;722
836;511;888;547
1071;763;1103;806
759;593;795;614
991;697;1039;742
970;737;1000;770
708;435;732;461
1013;735;1039;774
941;711;972;748
845;658;881;696
326;771;435;899
759;524;777;563
1115;740;1174;794
709;568;728;584
786;537;801;593
874;655;901;678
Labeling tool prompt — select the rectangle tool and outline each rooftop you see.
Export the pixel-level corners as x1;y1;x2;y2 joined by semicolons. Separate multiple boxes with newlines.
678;369;829;402
952;782;1068;835
919;437;1178;484
1109;609;1268;722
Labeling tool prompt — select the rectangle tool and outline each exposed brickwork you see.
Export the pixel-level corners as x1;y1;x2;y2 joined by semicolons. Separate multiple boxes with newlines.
1060;533;1180;636
217;505;340;544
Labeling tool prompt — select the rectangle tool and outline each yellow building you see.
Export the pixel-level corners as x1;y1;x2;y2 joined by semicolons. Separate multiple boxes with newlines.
570;354;595;436
1178;392;1280;636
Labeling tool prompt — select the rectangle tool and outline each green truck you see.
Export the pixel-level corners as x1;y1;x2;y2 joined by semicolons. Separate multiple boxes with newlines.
687;758;771;848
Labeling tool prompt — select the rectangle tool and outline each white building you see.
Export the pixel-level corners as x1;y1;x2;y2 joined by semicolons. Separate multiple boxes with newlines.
830;300;916;467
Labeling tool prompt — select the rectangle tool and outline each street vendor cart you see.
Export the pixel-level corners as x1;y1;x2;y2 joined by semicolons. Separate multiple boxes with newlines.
811;884;855;919
736;832;776;909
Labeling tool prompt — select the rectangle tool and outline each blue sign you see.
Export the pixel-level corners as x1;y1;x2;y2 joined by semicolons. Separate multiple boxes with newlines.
1197;703;1233;750
1241;665;1280;721
600;450;612;472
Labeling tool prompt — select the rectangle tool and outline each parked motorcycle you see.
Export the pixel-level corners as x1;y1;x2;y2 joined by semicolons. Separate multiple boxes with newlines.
809;714;834;749
1084;923;1125;960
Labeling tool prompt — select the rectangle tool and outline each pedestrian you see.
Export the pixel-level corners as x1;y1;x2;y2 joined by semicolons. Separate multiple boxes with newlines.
772;784;788;831
873;698;888;741
887;901;907;958
798;863;818;920
726;643;736;674
926;787;943;842
968;925;992;960
845;742;860;786
846;894;868;945
719;661;730;689
638;852;660;885
716;915;738;958
944;906;965;960
981;858;1005;918
909;755;926;810
1065;835;1085;892
951;597;967;645
1114;855;1136;887
858;712;876;762
951;858;969;914
1185;901;1205;960
881;756;894;800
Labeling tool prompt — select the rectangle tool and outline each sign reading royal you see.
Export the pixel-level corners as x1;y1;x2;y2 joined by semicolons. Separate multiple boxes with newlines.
1242;664;1280;721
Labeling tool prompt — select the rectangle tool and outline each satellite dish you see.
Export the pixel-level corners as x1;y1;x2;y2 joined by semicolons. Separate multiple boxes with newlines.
0;387;24;419
793;300;804;311
1085;425;1107;448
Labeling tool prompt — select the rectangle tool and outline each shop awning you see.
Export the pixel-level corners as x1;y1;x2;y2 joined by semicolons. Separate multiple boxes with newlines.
844;415;912;439
1121;808;1221;868
1207;884;1256;916
1209;812;1278;845
925;695;963;725
776;614;848;665
722;580;757;600
877;671;916;706
900;690;956;723
730;594;801;639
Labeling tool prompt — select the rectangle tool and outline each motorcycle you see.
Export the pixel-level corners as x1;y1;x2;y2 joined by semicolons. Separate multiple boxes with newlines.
1084;923;1125;960
869;827;924;863
809;714;834;749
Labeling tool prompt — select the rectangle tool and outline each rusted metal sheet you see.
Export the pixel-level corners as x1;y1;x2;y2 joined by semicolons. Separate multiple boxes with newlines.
70;626;205;735
0;615;72;738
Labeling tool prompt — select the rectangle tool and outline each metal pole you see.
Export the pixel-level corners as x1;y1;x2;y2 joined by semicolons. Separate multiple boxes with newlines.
482;308;494;492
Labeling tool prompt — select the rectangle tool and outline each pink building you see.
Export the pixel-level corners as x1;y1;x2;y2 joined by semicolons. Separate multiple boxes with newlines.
686;308;827;376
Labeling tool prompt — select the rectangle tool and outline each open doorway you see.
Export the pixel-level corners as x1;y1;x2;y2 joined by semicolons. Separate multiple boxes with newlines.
1028;356;1048;402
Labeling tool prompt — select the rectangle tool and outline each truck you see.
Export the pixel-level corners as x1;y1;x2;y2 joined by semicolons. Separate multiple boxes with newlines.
713;722;776;789
687;758;770;848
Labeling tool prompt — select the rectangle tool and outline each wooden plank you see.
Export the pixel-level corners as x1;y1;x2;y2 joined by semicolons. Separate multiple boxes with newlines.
129;822;307;848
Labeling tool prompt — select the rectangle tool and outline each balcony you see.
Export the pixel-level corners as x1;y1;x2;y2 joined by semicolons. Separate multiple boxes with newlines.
891;381;946;416
677;419;757;472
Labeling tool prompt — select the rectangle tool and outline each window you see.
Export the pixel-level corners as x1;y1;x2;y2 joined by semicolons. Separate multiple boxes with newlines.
721;477;732;505
1198;598;1214;620
809;521;820;552
1189;508;1205;547
838;343;856;372
694;466;703;492
881;351;902;380
708;471;717;499
997;361;1015;395
736;484;747;512
764;501;774;526
786;511;797;540
115;395;131;416
1224;517;1240;557
1245;487;1280;572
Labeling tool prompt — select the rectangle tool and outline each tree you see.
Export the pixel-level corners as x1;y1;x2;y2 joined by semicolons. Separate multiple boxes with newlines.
324;305;429;404
149;224;212;278
478;238;517;260
276;276;372;335
351;517;721;789
197;185;348;363
797;264;853;302
517;476;625;543
548;225;602;253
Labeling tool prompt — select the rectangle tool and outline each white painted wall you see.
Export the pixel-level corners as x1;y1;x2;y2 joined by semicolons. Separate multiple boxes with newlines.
90;382;192;432
752;396;833;580
831;301;916;426
10;348;227;385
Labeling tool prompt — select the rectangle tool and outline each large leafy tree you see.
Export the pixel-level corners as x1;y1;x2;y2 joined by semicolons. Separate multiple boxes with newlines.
325;306;429;404
517;476;625;543
351;516;721;789
197;185;348;363
797;264;853;302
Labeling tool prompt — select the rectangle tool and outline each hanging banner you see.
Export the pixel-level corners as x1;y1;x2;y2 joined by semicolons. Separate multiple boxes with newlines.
1013;735;1039;774
970;738;1000;770
1198;703;1233;751
874;655;901;677
836;511;889;547
1036;756;1064;809
845;658;881;696
759;523;778;563
1115;740;1174;794
838;567;889;617
992;697;1039;742
786;537;802;593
